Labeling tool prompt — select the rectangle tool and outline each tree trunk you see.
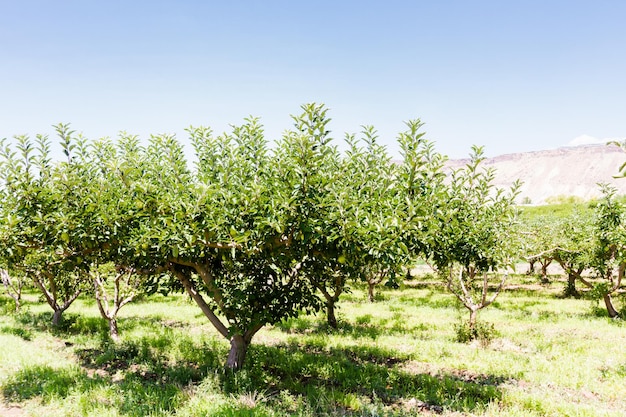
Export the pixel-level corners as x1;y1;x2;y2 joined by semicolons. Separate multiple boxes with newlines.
8;292;21;313
326;300;338;329
52;309;64;326
603;294;620;318
540;263;549;283
526;260;536;275
226;334;248;371
316;283;340;329
1;270;22;313
564;274;580;298
368;282;375;303
108;318;120;341
468;308;478;332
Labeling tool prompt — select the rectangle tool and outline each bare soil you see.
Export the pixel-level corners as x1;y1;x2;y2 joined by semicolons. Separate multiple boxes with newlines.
0;403;23;416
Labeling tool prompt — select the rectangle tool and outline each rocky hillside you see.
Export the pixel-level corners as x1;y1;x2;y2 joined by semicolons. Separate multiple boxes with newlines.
446;144;626;205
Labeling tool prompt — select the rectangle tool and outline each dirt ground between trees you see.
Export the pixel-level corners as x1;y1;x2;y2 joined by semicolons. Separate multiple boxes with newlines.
0;403;23;416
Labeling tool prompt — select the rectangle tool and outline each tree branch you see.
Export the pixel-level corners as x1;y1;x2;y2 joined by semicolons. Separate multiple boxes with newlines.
481;272;489;306
457;267;473;306
170;266;229;339
526;247;571;261
484;272;507;308
579;276;594;288
614;262;625;292
93;273;111;319
30;270;59;311
60;287;83;311
244;322;264;343
446;277;468;306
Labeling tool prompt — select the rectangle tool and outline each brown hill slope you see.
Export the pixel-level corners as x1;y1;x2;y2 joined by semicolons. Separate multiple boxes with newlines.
446;144;626;205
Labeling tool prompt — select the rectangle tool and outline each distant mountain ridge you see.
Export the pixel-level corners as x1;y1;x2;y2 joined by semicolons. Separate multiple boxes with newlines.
446;144;626;205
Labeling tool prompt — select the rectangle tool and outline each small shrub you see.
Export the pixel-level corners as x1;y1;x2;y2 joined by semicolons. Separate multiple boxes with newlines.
454;321;498;345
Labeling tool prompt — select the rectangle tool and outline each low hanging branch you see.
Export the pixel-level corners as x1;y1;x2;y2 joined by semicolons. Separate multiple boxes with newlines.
526;246;577;261
169;266;229;339
169;257;228;312
1;269;24;312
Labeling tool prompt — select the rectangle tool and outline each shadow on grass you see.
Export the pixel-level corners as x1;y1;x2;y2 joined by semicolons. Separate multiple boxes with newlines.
74;332;225;384
276;316;384;340
400;290;458;309
277;308;440;341
1;364;185;417
2;364;101;402
583;304;626;325
78;292;185;309
237;340;506;413
2;332;226;416
503;285;557;297
11;310;185;339
2;327;507;415
12;311;109;336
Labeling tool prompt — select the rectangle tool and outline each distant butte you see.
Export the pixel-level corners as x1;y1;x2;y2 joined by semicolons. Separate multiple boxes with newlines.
445;144;626;205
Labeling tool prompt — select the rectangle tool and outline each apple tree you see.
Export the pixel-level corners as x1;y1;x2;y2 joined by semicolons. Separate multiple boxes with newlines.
304;125;407;328
551;212;594;297
522;216;559;283
422;146;520;335
588;186;625;318
109;105;363;369
0;268;27;313
0;128;97;325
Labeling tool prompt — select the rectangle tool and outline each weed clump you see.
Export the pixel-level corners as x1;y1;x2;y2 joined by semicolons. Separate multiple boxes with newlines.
454;321;498;345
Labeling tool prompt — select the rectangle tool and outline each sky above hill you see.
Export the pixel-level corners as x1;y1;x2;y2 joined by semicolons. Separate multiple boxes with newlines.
1;1;625;159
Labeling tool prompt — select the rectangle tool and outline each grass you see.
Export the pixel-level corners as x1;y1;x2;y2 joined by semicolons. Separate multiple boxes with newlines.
1;276;626;416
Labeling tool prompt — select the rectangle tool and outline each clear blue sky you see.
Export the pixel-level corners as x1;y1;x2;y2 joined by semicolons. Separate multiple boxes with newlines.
1;0;625;158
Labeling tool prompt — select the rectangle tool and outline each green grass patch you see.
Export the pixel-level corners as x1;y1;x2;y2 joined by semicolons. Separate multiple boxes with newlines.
1;276;626;415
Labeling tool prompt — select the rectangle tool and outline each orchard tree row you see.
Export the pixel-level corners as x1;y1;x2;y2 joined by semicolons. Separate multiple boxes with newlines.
0;104;527;370
520;186;626;318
